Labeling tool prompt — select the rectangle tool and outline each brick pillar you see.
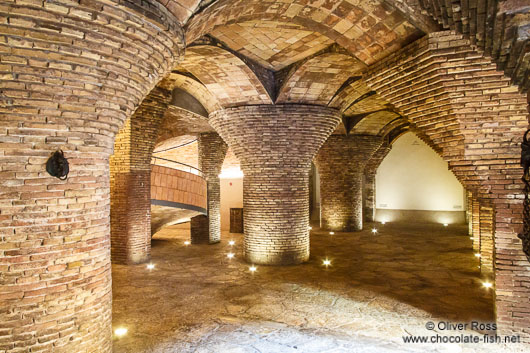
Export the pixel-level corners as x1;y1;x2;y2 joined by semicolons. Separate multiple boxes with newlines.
190;133;228;244
472;196;481;253
190;215;209;243
466;191;473;236
364;142;392;222
110;87;172;264
210;105;340;265
0;0;182;351
315;135;383;231
479;204;495;276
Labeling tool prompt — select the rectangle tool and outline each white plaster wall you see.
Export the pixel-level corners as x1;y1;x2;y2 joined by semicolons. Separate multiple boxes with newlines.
376;132;464;211
220;177;243;231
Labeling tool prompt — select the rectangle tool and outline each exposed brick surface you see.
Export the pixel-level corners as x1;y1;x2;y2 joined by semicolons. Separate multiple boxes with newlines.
186;0;423;66
479;203;495;276
210;105;340;265
466;190;473;236
419;0;530;91
110;87;172;265
277;53;364;104
190;133;228;244
0;0;183;351
158;72;222;113
315;134;384;231
151;165;207;210
212;20;334;71
178;45;273;107
472;195;482;253
155;105;212;145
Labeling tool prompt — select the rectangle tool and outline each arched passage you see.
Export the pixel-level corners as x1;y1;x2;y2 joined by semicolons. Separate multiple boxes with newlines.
364;31;529;336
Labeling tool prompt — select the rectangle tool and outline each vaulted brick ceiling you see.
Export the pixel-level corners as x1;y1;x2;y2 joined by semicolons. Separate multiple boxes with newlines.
277;52;364;104
177;45;273;106
160;0;435;142
186;0;425;65
212;21;334;71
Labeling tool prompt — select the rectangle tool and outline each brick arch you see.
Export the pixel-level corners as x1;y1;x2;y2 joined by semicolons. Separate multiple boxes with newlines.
185;0;425;66
159;73;222;113
363;31;529;337
417;0;529;91
351;110;401;135
379;119;411;142
276;52;364;104
177;45;273;107
329;78;393;114
365;31;528;198
156;105;212;145
110;69;219;265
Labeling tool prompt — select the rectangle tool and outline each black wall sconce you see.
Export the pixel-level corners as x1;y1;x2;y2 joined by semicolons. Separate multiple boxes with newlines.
46;150;69;180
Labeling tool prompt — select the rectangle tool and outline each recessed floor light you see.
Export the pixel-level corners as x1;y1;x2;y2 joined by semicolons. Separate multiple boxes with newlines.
482;281;493;289
115;327;127;337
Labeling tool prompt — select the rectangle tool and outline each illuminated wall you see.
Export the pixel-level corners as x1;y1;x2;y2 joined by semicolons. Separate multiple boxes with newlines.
376;132;464;215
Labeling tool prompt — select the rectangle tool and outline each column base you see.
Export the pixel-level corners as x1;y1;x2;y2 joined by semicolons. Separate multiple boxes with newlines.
245;249;309;265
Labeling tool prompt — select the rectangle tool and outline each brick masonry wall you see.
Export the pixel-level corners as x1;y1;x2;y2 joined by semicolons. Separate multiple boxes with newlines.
0;0;183;351
479;203;495;276
315;134;384;232
472;195;481;253
364;31;529;338
364;141;392;223
191;132;227;244
210;105;340;265
110;87;172;264
466;191;473;236
418;0;530;91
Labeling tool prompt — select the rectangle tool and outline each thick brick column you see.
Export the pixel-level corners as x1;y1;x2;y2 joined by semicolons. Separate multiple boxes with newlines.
191;133;228;244
315;135;383;231
0;0;182;351
110;87;172;264
364;142;392;222
210;105;340;265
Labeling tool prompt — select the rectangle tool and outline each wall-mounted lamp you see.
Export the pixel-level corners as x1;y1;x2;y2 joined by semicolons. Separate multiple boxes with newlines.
46;150;69;180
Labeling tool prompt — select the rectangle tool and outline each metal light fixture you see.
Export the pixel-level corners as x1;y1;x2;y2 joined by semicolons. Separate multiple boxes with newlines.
46;150;69;180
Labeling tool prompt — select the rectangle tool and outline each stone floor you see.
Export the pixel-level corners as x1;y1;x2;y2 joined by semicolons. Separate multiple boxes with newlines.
112;223;527;352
